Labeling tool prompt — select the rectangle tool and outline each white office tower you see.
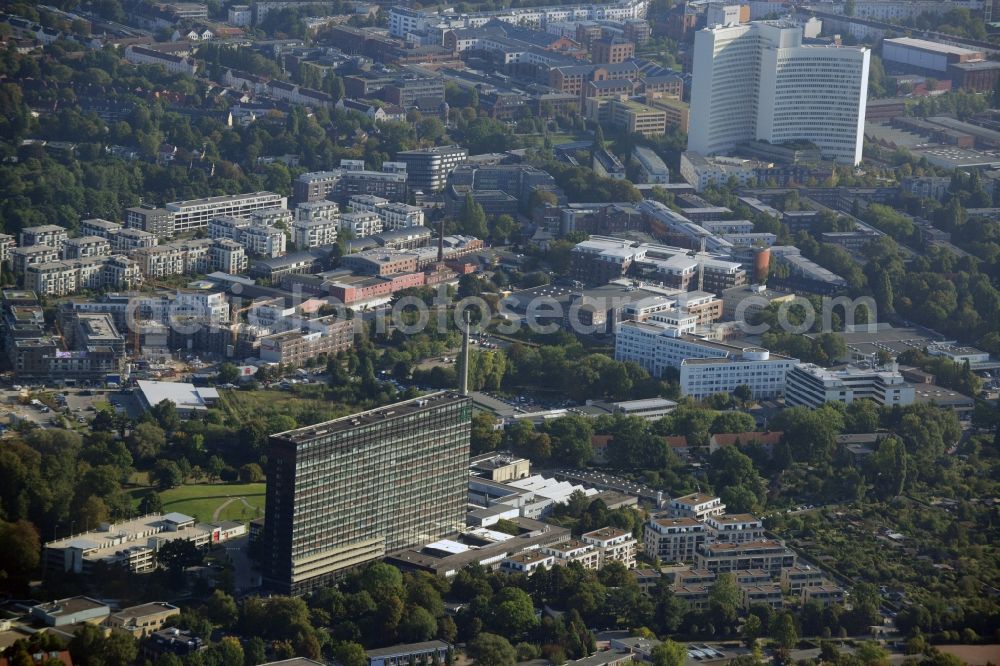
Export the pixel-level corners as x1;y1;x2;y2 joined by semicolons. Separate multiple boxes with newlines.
688;21;870;165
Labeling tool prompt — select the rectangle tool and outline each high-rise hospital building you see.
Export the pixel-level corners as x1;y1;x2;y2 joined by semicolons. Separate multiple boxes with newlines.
261;392;471;595
688;21;870;165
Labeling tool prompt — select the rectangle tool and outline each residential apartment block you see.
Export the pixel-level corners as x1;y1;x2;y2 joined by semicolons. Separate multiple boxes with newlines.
79;218;123;239
62;236;111;260
166;192;287;234
582;527;637;568
0;233;15;267
125;207;174;238
293;163;408;203
12;245;62;275
20;224;68;250
644;516;707;563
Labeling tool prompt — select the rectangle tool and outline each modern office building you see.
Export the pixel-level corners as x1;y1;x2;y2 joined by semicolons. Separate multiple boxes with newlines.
262;392;472;595
396;146;469;193
615;315;795;398
688;21;869;164
784;363;915;408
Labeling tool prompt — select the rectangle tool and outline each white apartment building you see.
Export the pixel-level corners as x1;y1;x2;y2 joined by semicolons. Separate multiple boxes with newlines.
644;517;707;563
501;551;555;574
379;202;425;230
62;236;111;260
12;245;60;275
295;200;340;223
340;211;383;237
582;527;637;569
0;233;15;266
348;194;390;215
809;0;982;21
688;21;869;165
542;540;602;569
668;493;726;520
252;207;294;228
173;292;230;326
293;218;339;249
785;363;915;408
240;224;287;258
388;0;648;37
24;255;141;296
79;218;122;239
135;239;214;278
20;224;68;249
210;238;248;274
111;228;158;254
208;216;250;241
166;192;286;234
703;513;765;543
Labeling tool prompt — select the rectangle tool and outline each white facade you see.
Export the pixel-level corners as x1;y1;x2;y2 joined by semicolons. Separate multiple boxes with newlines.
240;225;287;258
379;202;425;230
679;348;796;399
111;228;158;254
293;218;339;249
785;363;915;408
166;192;286;234
340;211;383;237
688;21;869;165
615;317;795;398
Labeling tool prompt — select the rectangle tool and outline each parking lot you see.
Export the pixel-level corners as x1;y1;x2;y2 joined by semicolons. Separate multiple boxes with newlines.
547;468;662;505
0;386;114;431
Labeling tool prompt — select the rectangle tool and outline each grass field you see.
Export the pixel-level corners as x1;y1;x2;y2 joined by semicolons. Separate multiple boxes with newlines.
217;387;349;426
156;483;266;523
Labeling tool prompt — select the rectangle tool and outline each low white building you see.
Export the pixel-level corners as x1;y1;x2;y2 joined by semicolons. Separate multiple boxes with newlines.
668;493;726;520
785;363;915;408
615;317;796;399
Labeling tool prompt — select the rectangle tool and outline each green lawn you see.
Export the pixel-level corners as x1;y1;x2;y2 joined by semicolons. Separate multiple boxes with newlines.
157;483;266;524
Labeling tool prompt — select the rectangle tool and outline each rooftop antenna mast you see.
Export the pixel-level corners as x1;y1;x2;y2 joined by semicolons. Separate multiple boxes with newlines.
697;236;706;293
460;310;470;396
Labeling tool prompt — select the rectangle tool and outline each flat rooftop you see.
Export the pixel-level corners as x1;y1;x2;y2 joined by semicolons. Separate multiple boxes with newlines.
273;392;467;444
884;37;983;57
137;380;219;412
